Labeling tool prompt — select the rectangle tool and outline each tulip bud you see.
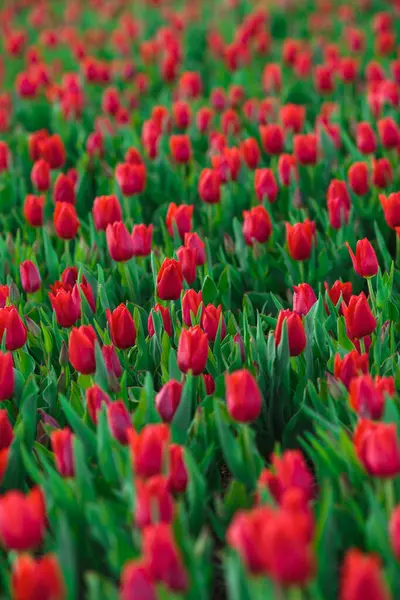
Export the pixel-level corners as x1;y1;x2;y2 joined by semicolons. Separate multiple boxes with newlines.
389;506;400;561
135;476;174;529
53;173;76;205
155;380;183;423
115;163;146;196
39;134;66;169
31;159;50;192
348;162;369;196
275;309;306;356
0;487;45;550
225;369;262;423
148;304;172;338
198;169;221;204
292;283;317;316
107;400;132;445
59;340;69;366
176;246;197;284
184;232;206;266
23;194;45;227
280;104;305;133
157;259;183;301
342;293;376;340
293;134;317;165
166;203;194;240
8;281;20;305
340;549;390;600
102;345;122;379
86;385;111;425
203;373;216;395
243;206;272;246
0;307;27;351
49;283;81;328
11;554;65;600
254;169;278;204
106;222;134;262
177;326;209;375
92;195;122;231
0;409;13;450
20;261;41;294
200;304;226;342
142;524;188;592
349;374;385;420
51;428;75;477
278;154;297;186
346;238;378;278
68;325;97;374
372;158;392;189
354;419;400;477
181;290;203;327
54;203;79;240
106;304;136;349
379;192;400;228
168;444;188;493
240;138;260;169
169;135;192;163
356;122;377;154
129;423;170;478
131;224;153;256
286;219;316;261
259;124;284;155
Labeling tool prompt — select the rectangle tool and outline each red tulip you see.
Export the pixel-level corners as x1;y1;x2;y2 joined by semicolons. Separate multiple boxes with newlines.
377;116;400;149
324;280;353;312
389;505;400;561
177;326;209;375
314;65;334;93
53;173;75;205
263;63;282;93
258;450;314;502
200;304;226;342
0;487;45;550
278;154;297;186
39;134;66;169
340;549;390;600
106;304;136;349
240;138;260;169
11;554;65;600
49;283;81;328
184;232;206;266
169;135;192;163
51;428;75;478
23;194;45;227
293;134;317;165
115;163;146;196
29;130;49;162
68;325;97;374
129;423;170;478
106;222;134;262
372;158;392;189
375;375;395;398
86;385;111;424
198;169;221;204
0;286;8;309
0;307;27;351
20;261;41;293
107;401;132;445
260;124;284;155
254;169;278;203
172;101;191;129
142;524;188;592
0;351;14;402
334;351;369;389
176;246;197;284
203;373;216;395
225;369;262;423
120;561;156;600
380;192;400;228
148;304;172;338
135;476;174;528
349;375;385;420
92;195;122;231
131;224;153;256
356;122;377;154
31;159;50;191
166;203;193;240
54;203;79;240
342;293;376;340
348;162;369;196
181;290;203;327
286;219;315;261
280;104;305;133
227;507;274;574
346;238;379;278
196;107;214;133
243;206;272;246
292;283;317;316
102;345;122;379
157;259;183;301
0;409;13;449
327;179;351;211
0;142;10;173
155;380;183;423
354;419;400;477
328;194;350;229
168;444;188;494
274;309;306;356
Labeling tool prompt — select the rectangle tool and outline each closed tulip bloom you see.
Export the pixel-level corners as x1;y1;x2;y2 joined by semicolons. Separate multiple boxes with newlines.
340;549;390;600
380;192;400;228
204;373;216;395
280;104;305;133
142;524;188;592
378;116;400;149
129;423;170;478
102;345;122;378
334;351;369;389
346;238;378;278
86;385;111;424
196;107;214;133
176;246;197;284
68;325;97;374
0;352;14;402
225;369;262;423
39;134;66;169
20;261;41;293
31;159;50;191
389;506;400;561
148;304;173;338
343;293;376;340
354;419;400;477
106;304;136;349
348;162;369;196
293;283;317;315
201;304;226;342
275;309;306;356
259;450;314;502
131;224;153;256
243;206;272;246
53;173;75;205
54;203;79;240
23;194;45;227
181;290;203;326
0;410;13;449
157;259;183;301
0;286;8;309
327;179;351;210
120;561;156;600
240;138;260;169
135;476;174;528
169;135;192;163
92;195;122;231
184;232;206;266
155;380;183;423
293;134;317;165
177;326;209;375
254;169;278;203
328;195;350;229
349;375;385;420
325;280;353;311
375;375;395;398
50;428;75;478
198;169;221;204
0;307;27;351
107;401;132;445
29;130;49;162
228;507;274;573
0;486;45;550
260;124;284;155
49;283;81;328
11;554;66;600
314;64;335;93
278;154;297;186
115;163;146;196
286;219;315;261
106;222;134;262
373;158;392;189
166;203;194;239
356;122;377;154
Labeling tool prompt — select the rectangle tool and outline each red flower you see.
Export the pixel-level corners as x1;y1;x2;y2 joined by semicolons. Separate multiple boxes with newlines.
314;65;334;93
20;261;41;294
49;283;81;328
340;549;390;600
31;159;50;191
240;138;260;169
379;192;400;228
0;307;27;351
107;401;132;445
131;224;153;256
184;232;206;266
196;107;214;133
227;507;274;574
106;304;136;349
377;116;400;149
328;195;350;229
148;304;172;338
260;124;284;155
129;423;170;478
342;293;376;340
53;173;76;205
168;444;188;493
68;325;97;375
29;130;49;162
11;554;65;600
0;286;8;309
0;409;13;449
293;134;317;165
177;326;209;375
243;206;272;246
23;194;45;227
373;158;392;189
181;290;203;327
51;428;75;478
0;487;45;550
120;561;156;600
102;345;122;379
292;283;317;316
92;195;122;231
172;101;191;129
346;238;379;278
155;380;183;423
135;476;174;528
86;385;111;424
280;104;305;133
225;369;262;423
274;309;306;356
115;163;146;196
106;222;134;262
356;122;377;154
349;374;385;419
157;259;183;301
348;162;369;196
169;135;192;163
0;351;14;402
354;419;400;477
254;169;278;203
142;524;188;592
286;219;315;261
389;506;400;561
278;154;297;186
259;450;314;502
39;134;66;169
166;203;194;239
201;304;226;342
176;246;197;284
54;203;79;240
324;280;353;312
0;142;10;173
334;351;369;389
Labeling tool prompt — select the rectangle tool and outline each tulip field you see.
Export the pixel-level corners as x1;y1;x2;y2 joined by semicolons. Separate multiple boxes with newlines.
3;0;400;598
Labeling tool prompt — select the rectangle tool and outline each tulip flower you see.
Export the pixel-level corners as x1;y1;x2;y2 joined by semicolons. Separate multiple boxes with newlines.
23;194;45;227
169;135;192;163
260;124;284;155
340;549;390;600
389;506;400;561
92;195;122;231
278;154;297;186
102;345;122;379
168;444;188;494
280;104;305;132
380;192;400;228
342;293;376;340
177;326;209;375
51;428;75;478
49;283;81;328
157;259;183;301
274;309;306;356
198;169;221;204
120;561;156;600
155;380;183;423
349;375;385;420
0;487;45;550
184;232;206;266
254;169;278;203
176;246;197;284
148;304;172;338
68;325;97;374
181;290;203;327
106;304;136;349
377;116;400;149
86;385;111;424
166;203;194;240
0;352;14;401
354;419;400;477
243;206;272;246
346;238;378;278
334;351;369;389
348;162;369;196
129;423;170;479
39;134;66;169
200;304;226;342
115;163;146;196
240;138;260;169
20;261;41;293
106;222;134;262
0;307;27;351
293;134;317;165
53;173;76;205
356;122;377;154
135;476;174;529
54;203;79;240
11;554;65;600
131;224;153;256
292;283;317;316
31;159;50;192
324;280;353;312
286;219;315;261
258;450;314;502
107;401;132;445
142;524;188;592
372;158;392;189
225;369;262;423
0;409;13;450
227;507;274;574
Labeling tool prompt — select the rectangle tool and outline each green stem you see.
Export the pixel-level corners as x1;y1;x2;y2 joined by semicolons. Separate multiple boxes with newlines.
359;338;366;354
384;479;395;516
299;260;305;283
64;240;71;266
367;277;376;313
396;233;400;266
122;261;136;302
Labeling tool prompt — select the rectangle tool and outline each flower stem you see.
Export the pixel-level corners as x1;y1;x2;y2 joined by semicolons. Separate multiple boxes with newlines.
367;277;376;313
122;261;136;302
